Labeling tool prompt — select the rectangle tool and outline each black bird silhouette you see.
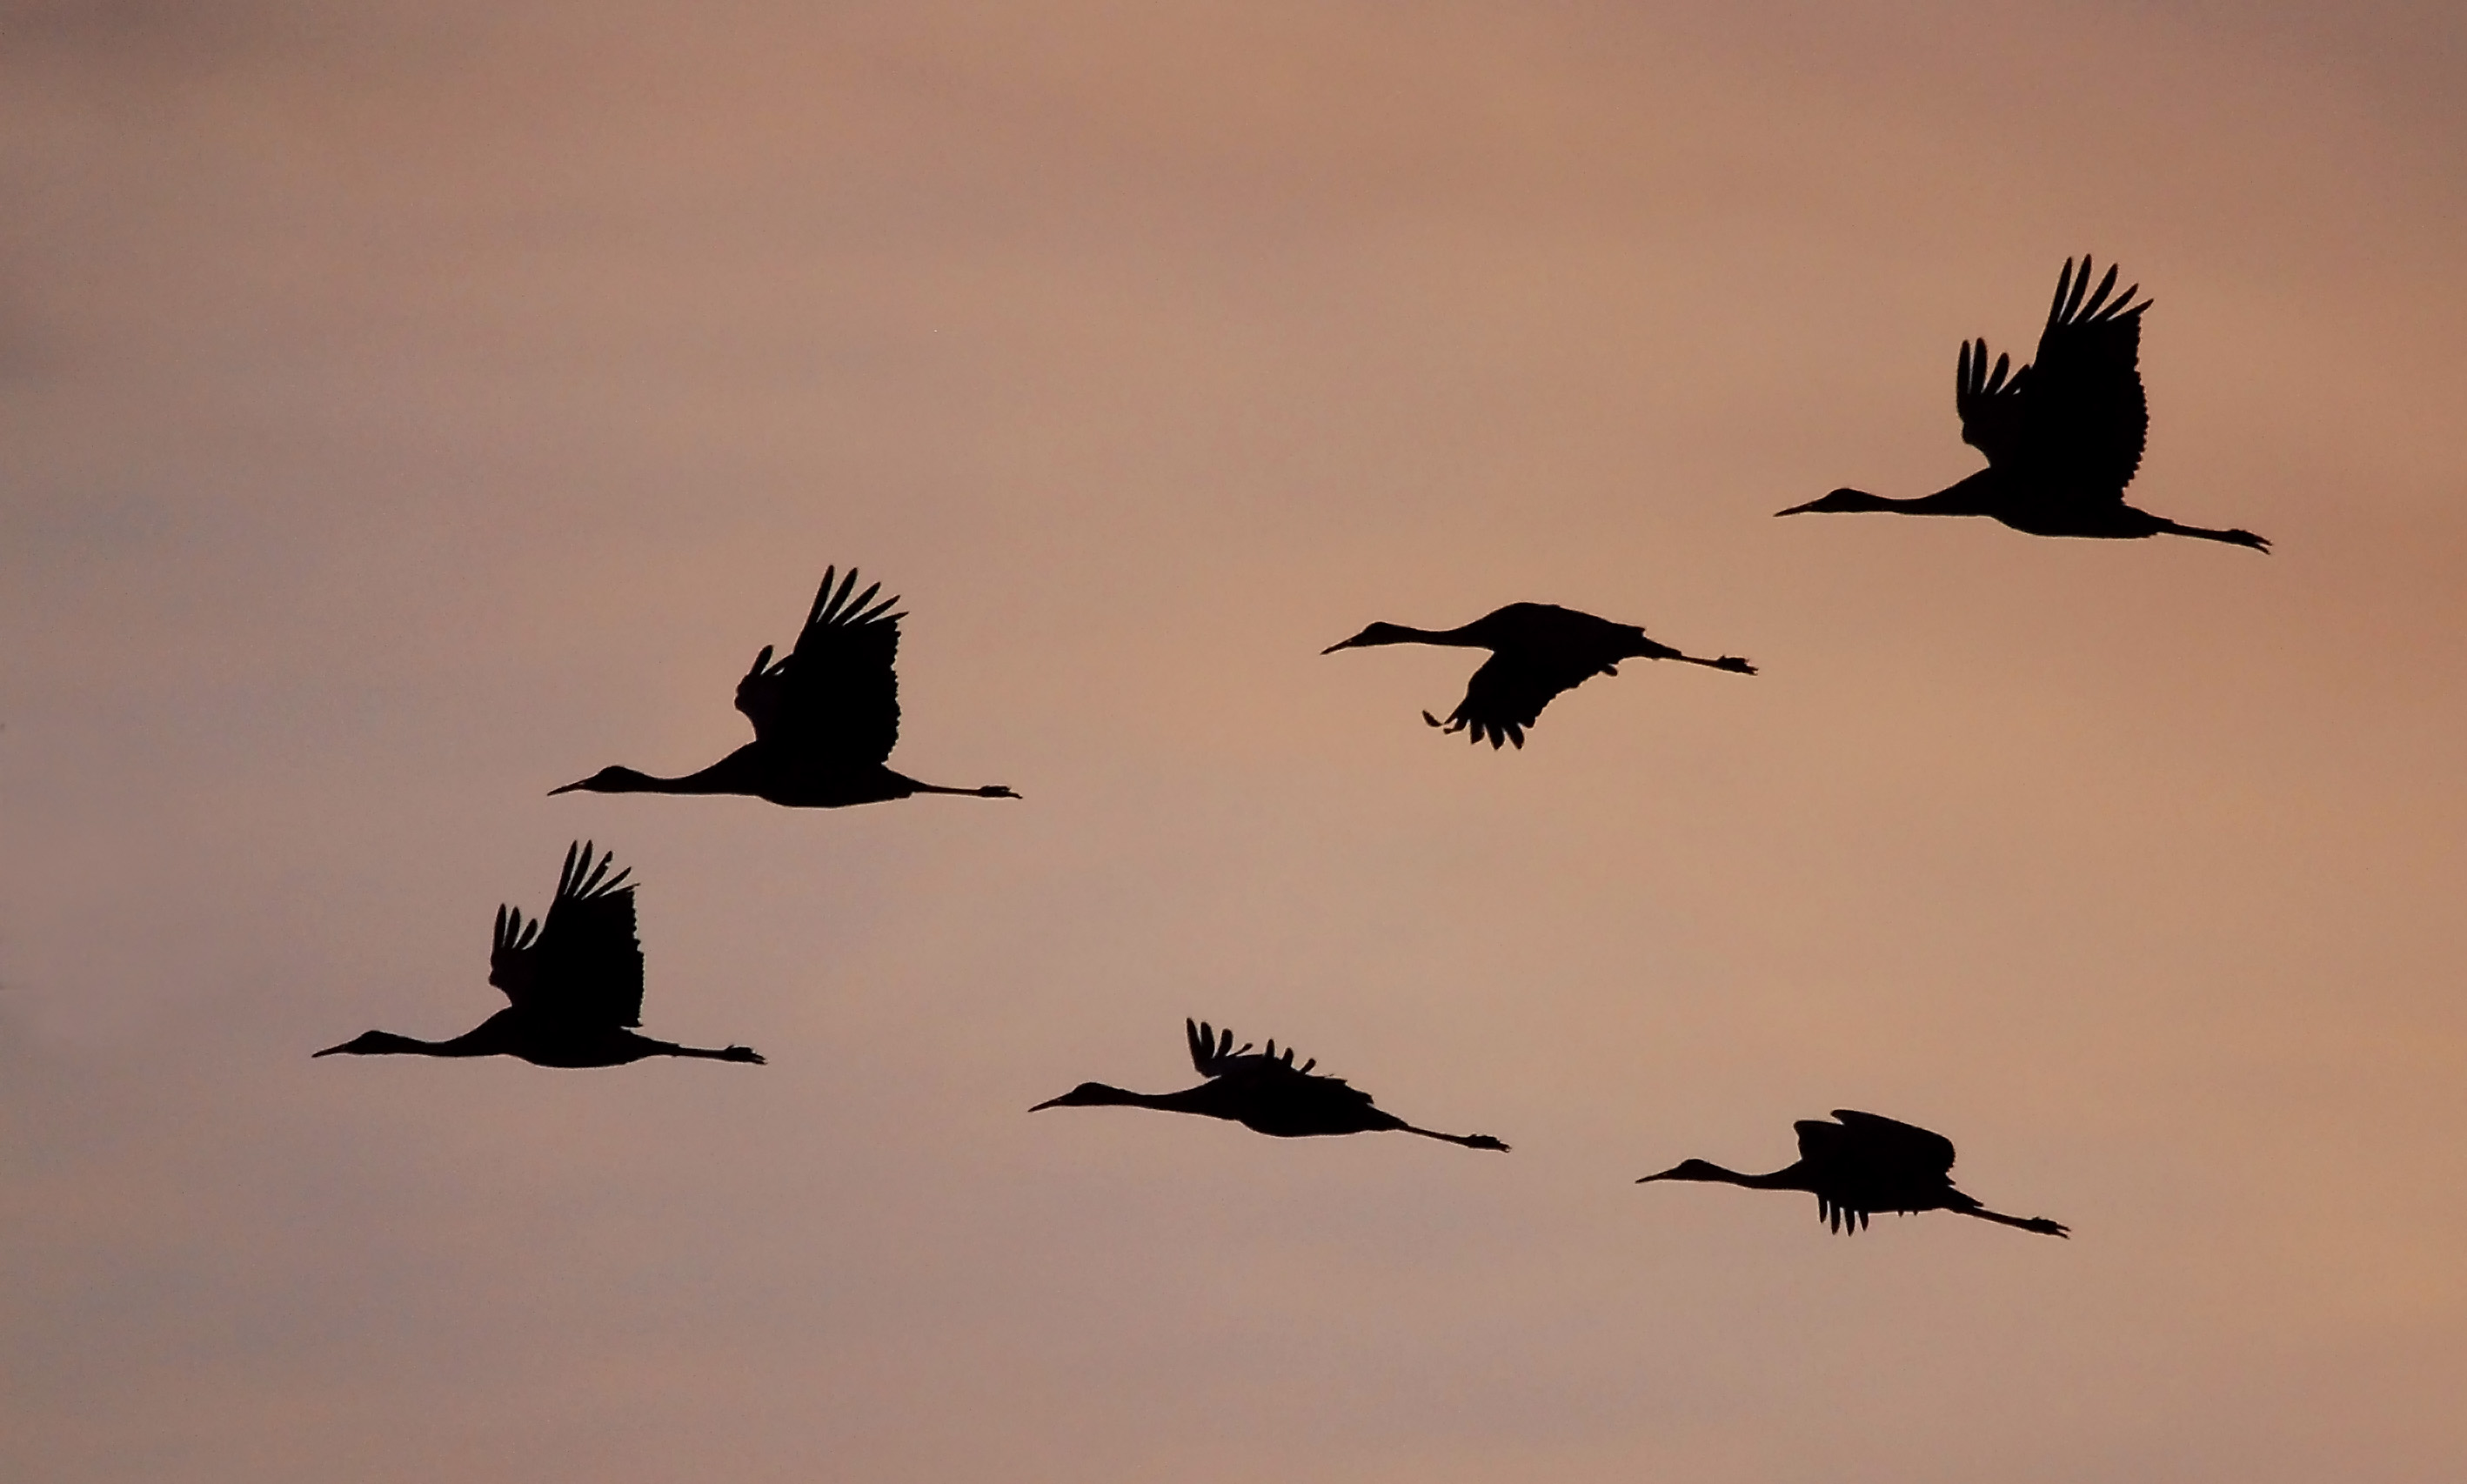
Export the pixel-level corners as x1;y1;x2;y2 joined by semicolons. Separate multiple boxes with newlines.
1637;1109;2068;1237
551;566;1020;806
1780;257;2269;551
1322;601;1754;748
313;842;765;1068
1031;1019;1509;1150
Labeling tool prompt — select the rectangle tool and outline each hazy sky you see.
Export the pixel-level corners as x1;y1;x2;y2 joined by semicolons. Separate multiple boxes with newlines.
4;3;2464;1481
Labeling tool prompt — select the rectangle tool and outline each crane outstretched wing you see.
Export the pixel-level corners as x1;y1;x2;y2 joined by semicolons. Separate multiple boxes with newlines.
1183;1019;1360;1092
1825;1109;1958;1178
732;566;905;768
1436;653;1599;750
489;841;644;1027
1956;337;2029;467
1187;1018;1254;1076
2016;256;2151;503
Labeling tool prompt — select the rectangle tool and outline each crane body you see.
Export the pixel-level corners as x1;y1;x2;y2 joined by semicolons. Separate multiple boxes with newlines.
1638;1109;2068;1237
1033;1019;1509;1151
552;567;1019;807
1323;601;1754;749
1781;257;2269;551
314;842;765;1069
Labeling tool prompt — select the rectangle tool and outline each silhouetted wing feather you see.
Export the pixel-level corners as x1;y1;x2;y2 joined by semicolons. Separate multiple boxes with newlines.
1186;1019;1355;1094
1187;1019;1258;1078
1188;1018;1229;1075
2018;257;2151;502
733;566;906;767
1956;338;2029;466
1447;652;1596;750
487;902;544;1003
525;841;645;1027
1829;1109;1958;1178
732;644;782;737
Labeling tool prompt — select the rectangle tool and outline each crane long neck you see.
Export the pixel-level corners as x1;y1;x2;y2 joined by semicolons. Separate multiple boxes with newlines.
1822;471;2002;516
1906;468;2009;514
1399;623;1484;647
1356;621;1487;649
1826;486;1983;516
324;1029;496;1058
1129;1083;1224;1114
1690;1160;1811;1191
1050;1083;1221;1114
609;763;743;795
636;765;745;794
551;747;766;797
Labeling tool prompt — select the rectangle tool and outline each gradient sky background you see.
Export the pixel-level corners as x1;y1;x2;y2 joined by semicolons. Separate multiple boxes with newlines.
4;3;2464;1481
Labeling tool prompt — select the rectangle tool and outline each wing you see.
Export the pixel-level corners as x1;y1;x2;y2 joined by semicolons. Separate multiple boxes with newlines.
1248;1037;1323;1080
2017;256;2151;502
526;841;645;1027
1439;652;1597;751
487;900;544;1004
1956;337;2029;466
1829;1109;1958;1179
1187;1018;1254;1077
1280;1068;1381;1120
1184;1019;1347;1089
1793;1117;1848;1163
732;566;905;767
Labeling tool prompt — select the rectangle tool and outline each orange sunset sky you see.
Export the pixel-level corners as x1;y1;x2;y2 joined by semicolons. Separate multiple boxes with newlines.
4;3;2464;1481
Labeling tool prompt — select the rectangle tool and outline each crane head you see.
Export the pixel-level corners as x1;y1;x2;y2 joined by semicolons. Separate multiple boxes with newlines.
1635;1159;1732;1184
1029;1082;1140;1112
313;1031;418;1058
1320;621;1415;654
548;765;659;796
1775;488;1892;518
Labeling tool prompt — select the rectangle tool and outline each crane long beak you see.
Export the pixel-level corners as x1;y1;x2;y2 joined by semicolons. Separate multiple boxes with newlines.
1635;1165;1685;1183
1027;1095;1068;1112
1320;638;1357;654
546;779;590;796
1773;500;1821;517
311;1041;352;1058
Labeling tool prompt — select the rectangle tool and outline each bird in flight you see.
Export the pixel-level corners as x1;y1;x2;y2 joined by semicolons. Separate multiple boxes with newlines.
1780;257;2269;551
552;566;1020;806
1637;1109;2068;1236
1322;601;1754;749
1032;1019;1509;1151
313;841;765;1068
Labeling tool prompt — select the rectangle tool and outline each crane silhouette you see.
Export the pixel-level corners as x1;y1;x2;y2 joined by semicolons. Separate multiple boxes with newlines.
313;842;765;1068
1636;1109;2068;1236
1780;257;2269;551
1322;601;1754;748
1032;1019;1509;1150
551;566;1020;806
